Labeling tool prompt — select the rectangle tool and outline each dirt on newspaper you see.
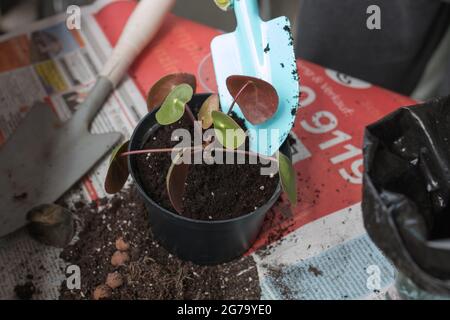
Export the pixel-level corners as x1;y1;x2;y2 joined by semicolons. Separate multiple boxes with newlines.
59;187;261;300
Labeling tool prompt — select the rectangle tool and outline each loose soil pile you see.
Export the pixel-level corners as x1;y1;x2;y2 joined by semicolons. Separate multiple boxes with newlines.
59;187;260;300
135;114;279;221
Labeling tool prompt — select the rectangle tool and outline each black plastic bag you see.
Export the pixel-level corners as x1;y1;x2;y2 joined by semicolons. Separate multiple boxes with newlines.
362;95;450;295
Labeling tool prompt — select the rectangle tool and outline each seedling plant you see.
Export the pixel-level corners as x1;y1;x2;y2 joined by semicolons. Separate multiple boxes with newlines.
105;73;297;214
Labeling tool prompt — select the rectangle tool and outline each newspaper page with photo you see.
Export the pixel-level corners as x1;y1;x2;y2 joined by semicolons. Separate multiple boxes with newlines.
0;0;416;300
0;0;147;299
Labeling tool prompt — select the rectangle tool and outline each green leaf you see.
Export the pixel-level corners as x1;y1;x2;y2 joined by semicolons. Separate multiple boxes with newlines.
214;0;233;11
212;111;246;149
226;75;279;125
104;141;130;194
166;150;192;214
156;84;193;125
198;94;220;129
147;73;196;112
278;152;297;206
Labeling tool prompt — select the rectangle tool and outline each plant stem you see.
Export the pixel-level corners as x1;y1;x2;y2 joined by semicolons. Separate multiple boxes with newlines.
121;146;278;164
185;103;203;141
212;148;278;163
227;81;252;116
120;146;202;157
184;103;197;124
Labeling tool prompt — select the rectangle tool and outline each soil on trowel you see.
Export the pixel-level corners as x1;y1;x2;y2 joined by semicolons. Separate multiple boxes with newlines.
135;113;279;221
59;188;261;300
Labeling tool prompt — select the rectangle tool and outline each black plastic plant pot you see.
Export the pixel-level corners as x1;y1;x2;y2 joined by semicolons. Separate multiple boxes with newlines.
128;94;291;265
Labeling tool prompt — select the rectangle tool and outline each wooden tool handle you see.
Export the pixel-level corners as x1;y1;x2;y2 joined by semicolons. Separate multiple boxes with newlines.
100;0;175;87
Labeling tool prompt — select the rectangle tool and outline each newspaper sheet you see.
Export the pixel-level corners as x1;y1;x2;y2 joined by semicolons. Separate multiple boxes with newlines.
0;0;416;300
0;0;146;299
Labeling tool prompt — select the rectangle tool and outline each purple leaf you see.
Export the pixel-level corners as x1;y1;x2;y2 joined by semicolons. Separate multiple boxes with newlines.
226;75;279;125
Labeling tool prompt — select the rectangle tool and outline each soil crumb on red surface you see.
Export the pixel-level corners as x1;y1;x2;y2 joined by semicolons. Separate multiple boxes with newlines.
59;188;260;300
255;198;295;255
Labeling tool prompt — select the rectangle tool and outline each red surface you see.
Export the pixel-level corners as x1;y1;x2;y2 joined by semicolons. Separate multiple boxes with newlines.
95;1;416;251
252;61;414;250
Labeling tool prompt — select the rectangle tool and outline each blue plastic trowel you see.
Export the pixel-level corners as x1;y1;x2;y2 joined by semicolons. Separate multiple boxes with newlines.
211;0;300;156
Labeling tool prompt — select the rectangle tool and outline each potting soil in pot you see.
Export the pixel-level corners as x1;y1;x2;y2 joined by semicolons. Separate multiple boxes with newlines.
59;187;260;300
135;114;279;221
